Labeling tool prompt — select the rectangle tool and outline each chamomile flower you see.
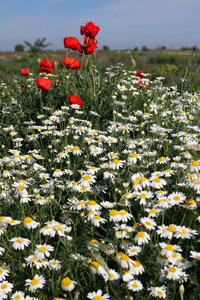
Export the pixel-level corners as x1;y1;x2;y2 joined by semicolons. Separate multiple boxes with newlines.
148;285;167;299
134;230;150;245
135;190;154;205
23;217;39;229
157;224;177;239
168;192;186;206
127;279;143;292
103;269;120;281
174;226;198;239
162;265;187;282
116;252;133;269
159;242;182;258
109;159;124;170
61;277;77;292
151;177;167;189
89;261;106;275
9;237;31;250
25;274;46;292
79;174;96;187
130;260;145;275
72;146;82;156
140;217;157;230
52;169;64;177
34;244;54;260
127;245;142;257
90;215;107;227
0;281;13;294
109;209;122;222
87;289;110;300
48;260;61;270
0;267;10;281
11;291;25;300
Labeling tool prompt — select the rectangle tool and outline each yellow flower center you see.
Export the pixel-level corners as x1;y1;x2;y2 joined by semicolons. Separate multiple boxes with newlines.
61;277;72;287
192;161;199;167
167;225;176;232
31;278;39;286
132;283;139;288
120;254;129;261
169;267;177;273
93;296;103;300
1;284;7;289
24;217;33;224
83;175;91;181
93;215;101;220
90;261;100;269
113;159;120;164
173;196;181;201
132;261;141;267
109;210;118;216
130;153;138;158
185;199;195;205
38;246;47;253
73;146;80;151
180;229;187;235
165;245;175;251
154;178;161;183
139;193;147;198
137;231;145;238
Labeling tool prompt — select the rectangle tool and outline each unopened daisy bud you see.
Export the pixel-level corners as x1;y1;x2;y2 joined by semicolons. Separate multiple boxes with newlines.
80;212;85;218
122;182;130;188
65;226;72;234
50;194;54;200
179;284;184;300
22;263;26;268
2;145;5;148
33;189;39;195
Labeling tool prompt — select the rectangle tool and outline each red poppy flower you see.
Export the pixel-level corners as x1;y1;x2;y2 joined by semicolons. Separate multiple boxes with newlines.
63;36;81;50
38;59;55;74
135;71;145;79
21;68;30;75
3;75;7;77
78;41;98;55
60;57;81;70
21;87;26;91
84;36;98;46
36;77;52;92
69;95;83;107
80;21;100;39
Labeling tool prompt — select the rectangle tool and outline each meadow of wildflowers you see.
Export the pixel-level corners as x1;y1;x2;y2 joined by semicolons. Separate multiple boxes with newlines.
1;22;200;300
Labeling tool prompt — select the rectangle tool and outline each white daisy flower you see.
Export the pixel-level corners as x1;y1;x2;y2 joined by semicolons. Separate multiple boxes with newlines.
127;279;143;292
87;289;110;300
25;274;46;292
9;237;31;250
134;231;150;245
34;244;54;260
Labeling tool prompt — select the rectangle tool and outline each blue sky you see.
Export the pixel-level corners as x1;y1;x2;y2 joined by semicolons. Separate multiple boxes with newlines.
0;0;200;51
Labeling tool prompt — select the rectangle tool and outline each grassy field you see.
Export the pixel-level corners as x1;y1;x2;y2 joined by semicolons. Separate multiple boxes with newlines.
1;48;200;89
1;46;200;299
